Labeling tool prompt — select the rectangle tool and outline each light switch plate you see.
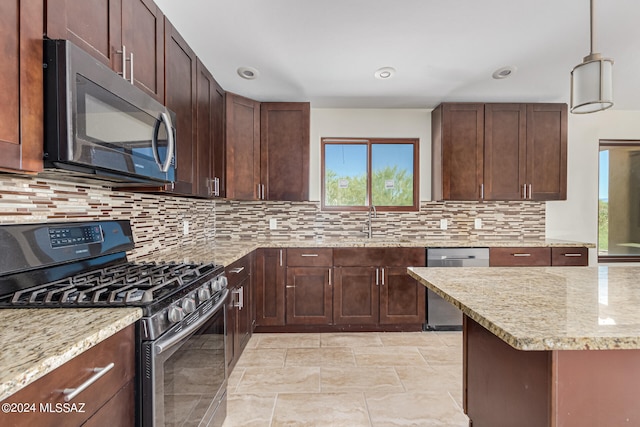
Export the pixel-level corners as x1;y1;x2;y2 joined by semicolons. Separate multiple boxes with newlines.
440;219;448;230
183;220;189;236
474;218;482;229
269;218;278;230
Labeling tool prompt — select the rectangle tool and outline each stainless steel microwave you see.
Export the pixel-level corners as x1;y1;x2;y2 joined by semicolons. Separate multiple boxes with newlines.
43;39;176;185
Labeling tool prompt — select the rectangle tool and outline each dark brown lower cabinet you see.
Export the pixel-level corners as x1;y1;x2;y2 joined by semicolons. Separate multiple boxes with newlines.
255;249;285;326
379;266;425;325
286;267;333;325
226;254;252;373
0;325;135;427
333;267;378;325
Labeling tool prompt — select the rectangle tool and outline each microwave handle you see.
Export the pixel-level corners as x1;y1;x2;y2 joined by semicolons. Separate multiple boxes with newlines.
152;112;175;173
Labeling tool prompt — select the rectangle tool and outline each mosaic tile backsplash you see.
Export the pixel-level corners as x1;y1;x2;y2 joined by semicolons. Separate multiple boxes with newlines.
0;174;545;258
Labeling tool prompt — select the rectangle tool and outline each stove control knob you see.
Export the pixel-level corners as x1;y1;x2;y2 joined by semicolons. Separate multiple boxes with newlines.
182;297;197;314
198;287;211;302
167;306;184;323
213;276;228;291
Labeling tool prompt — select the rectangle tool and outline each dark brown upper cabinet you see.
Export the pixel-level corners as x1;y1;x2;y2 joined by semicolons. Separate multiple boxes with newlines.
261;102;310;201
164;18;197;196
0;0;43;173
45;0;165;102
196;59;225;198
225;93;261;200
432;102;567;201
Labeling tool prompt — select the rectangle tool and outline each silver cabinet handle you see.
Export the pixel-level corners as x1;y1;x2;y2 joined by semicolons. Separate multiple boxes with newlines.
214;177;220;197
522;184;527;199
563;253;583;257
512;253;532;257
375;268;379;286
63;362;115;402
301;254;319;257
262;184;265;200
117;45;127;80
328;269;332;286
229;267;245;274
238;286;244;310
528;184;532;200
381;268;385;286
129;51;134;84
480;183;484;200
279;249;283;267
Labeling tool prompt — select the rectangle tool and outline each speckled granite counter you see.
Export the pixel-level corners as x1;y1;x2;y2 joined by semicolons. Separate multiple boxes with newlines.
0;308;142;401
138;238;593;266
408;265;640;351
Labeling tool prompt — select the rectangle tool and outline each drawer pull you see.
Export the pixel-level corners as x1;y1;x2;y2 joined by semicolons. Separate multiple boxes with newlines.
563;253;583;257
63;362;115;402
512;253;532;257
229;267;245;274
300;254;319;257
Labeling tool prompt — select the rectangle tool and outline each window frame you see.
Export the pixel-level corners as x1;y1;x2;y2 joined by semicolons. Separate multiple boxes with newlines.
598;139;640;263
321;137;419;212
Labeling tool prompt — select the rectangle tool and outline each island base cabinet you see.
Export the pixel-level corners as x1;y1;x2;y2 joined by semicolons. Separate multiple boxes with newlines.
464;316;640;427
0;325;134;427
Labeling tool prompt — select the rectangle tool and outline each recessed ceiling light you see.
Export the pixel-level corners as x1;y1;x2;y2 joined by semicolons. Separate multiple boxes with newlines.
237;66;260;80
492;66;517;79
375;67;396;80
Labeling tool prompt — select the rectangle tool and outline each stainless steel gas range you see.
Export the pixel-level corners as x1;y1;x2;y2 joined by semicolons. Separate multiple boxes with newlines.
0;220;228;427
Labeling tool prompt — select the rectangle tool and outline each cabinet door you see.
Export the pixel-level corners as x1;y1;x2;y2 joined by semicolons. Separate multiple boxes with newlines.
0;0;43;173
212;82;226;198
484;104;527;200
526;104;567;200
226;93;261;200
195;59;215;197
379;267;425;325
286;267;332;325
45;0;122;70
434;103;484;200
333;267;378;325
255;249;285;326
260;102;310;201
225;287;238;372
121;0;164;101
165;18;197;195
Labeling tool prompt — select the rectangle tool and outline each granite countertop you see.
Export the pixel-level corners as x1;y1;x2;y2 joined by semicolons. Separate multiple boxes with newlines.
139;238;594;267
0;308;142;401
408;266;640;351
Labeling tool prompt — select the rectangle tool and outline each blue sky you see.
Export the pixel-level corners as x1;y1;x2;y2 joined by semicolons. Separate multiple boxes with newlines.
325;143;413;177
599;150;608;201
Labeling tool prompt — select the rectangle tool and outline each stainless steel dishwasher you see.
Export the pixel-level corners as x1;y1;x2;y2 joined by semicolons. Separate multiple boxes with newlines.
425;247;489;331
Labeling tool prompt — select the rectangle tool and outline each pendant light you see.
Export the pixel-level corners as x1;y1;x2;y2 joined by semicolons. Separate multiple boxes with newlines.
570;0;613;114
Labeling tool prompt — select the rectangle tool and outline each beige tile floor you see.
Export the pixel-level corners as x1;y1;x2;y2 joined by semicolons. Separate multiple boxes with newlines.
222;331;469;427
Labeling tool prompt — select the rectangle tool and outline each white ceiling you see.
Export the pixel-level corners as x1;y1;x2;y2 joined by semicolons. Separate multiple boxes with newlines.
153;0;640;110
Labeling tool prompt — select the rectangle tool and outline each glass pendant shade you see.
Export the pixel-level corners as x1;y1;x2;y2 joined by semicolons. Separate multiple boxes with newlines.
570;55;614;113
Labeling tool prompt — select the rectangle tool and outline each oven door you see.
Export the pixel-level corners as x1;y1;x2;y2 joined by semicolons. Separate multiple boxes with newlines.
141;289;229;427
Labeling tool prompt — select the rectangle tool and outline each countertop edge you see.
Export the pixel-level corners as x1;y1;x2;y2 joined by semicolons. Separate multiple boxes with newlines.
407;268;632;352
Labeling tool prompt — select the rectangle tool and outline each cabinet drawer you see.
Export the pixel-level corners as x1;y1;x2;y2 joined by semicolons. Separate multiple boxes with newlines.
0;325;134;427
489;247;551;267
551;247;588;266
286;248;333;267
334;248;425;267
226;254;251;287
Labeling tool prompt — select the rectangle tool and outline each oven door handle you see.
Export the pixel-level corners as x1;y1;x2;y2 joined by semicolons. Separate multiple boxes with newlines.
155;289;229;355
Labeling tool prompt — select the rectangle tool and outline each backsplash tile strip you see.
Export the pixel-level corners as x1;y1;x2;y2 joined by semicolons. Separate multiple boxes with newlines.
0;174;544;259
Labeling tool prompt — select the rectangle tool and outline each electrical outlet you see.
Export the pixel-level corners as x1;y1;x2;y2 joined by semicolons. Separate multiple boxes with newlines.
440;219;448;230
269;218;278;230
183;220;189;236
474;218;482;229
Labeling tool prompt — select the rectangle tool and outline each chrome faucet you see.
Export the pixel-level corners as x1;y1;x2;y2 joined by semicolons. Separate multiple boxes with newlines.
363;205;377;238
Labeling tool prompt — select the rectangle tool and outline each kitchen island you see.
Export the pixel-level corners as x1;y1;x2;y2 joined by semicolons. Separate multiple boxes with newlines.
408;266;640;427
